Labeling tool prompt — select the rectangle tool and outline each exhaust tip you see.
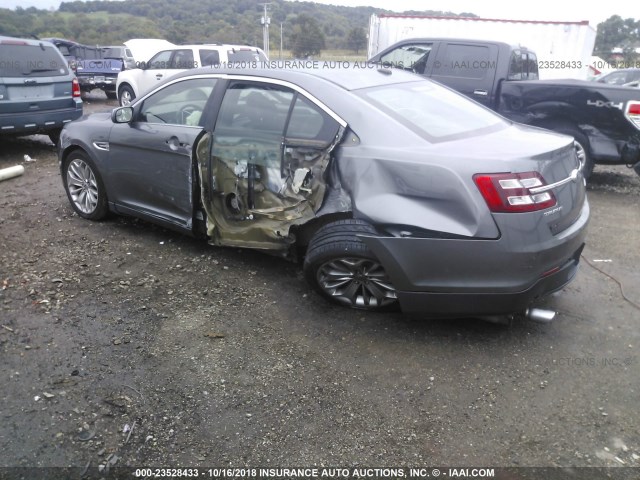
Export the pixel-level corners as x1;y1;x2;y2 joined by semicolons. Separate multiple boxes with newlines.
526;308;556;323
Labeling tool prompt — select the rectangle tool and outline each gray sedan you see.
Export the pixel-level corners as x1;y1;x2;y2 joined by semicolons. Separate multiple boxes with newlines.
58;67;589;319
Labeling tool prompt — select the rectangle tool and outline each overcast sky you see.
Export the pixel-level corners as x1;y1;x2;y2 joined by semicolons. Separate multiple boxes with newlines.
0;0;637;26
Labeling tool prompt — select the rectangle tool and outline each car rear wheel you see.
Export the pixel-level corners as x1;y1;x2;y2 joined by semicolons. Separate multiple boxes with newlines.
303;219;398;310
62;151;108;220
118;85;135;106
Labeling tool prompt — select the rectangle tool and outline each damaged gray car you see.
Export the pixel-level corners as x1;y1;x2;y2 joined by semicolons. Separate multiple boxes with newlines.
58;67;589;319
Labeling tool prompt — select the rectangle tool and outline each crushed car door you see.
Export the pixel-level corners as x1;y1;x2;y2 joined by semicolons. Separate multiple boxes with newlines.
197;81;345;250
107;77;216;230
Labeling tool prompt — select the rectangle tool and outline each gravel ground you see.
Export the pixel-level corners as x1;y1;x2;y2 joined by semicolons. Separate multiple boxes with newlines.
1;91;639;479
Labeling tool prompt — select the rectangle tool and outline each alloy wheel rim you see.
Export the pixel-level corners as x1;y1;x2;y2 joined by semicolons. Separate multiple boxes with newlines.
121;91;132;106
67;159;98;214
574;140;586;165
317;257;397;308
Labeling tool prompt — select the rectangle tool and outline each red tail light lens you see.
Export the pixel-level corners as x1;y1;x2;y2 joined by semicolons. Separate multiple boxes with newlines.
627;101;640;130
72;77;81;98
474;172;557;213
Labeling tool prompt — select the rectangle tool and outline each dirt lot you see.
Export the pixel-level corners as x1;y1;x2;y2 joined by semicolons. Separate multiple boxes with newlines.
1;92;640;479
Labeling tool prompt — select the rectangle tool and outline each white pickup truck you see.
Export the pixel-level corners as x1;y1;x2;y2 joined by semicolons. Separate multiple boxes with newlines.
116;44;267;105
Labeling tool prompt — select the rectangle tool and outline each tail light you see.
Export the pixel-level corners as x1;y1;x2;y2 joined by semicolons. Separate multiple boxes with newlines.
474;172;556;213
72;77;81;98
625;101;640;130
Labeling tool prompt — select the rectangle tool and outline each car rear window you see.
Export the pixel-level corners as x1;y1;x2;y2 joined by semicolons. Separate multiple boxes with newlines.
101;47;123;58
227;49;268;63
0;43;69;77
359;81;507;141
200;49;220;66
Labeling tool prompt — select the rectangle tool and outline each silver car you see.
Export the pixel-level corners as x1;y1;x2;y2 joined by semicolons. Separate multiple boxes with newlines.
58;67;589;318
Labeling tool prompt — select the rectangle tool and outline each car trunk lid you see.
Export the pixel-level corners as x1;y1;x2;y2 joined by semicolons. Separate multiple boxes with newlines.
464;125;586;236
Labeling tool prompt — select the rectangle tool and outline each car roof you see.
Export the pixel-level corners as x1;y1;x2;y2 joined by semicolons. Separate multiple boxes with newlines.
1;35;58;48
601;68;639;73
164;44;263;50
169;65;422;91
39;37;82;47
375;37;527;51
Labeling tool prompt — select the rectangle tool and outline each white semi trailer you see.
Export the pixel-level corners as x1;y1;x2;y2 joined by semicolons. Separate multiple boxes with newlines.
367;14;597;79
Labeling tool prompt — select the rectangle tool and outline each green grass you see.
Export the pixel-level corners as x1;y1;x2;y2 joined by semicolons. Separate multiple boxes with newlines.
270;49;367;62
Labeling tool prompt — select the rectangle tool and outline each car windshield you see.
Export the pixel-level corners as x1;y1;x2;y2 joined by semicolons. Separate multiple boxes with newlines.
0;43;69;76
358;81;507;141
379;44;432;70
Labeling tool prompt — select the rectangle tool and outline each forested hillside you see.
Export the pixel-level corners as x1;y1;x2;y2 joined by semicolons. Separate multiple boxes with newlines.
0;0;473;51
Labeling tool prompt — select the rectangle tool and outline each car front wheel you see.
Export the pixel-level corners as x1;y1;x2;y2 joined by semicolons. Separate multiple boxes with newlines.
62;151;108;220
118;85;135;106
303;219;398;310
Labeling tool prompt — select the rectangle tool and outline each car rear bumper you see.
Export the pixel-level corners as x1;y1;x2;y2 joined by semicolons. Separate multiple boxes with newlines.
361;199;589;317
0;102;83;136
77;75;117;92
396;242;583;317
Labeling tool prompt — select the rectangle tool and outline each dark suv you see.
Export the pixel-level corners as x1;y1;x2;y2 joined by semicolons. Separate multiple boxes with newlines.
0;35;83;144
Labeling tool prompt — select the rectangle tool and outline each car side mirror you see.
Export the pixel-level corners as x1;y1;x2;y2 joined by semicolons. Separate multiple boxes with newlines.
112;106;134;124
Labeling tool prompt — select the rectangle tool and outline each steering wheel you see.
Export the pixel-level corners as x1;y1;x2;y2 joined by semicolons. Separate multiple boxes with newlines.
179;104;202;125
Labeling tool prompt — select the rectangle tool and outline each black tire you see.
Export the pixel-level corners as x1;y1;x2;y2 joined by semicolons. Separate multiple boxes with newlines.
105;90;118;100
62;150;109;220
303;219;398;310
48;129;61;146
551;126;594;180
118;84;135;106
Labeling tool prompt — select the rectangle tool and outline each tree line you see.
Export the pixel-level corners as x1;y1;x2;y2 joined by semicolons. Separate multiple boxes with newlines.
594;15;640;60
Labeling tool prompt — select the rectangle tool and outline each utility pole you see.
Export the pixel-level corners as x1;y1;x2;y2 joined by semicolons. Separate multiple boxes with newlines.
260;3;271;59
280;22;283;60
